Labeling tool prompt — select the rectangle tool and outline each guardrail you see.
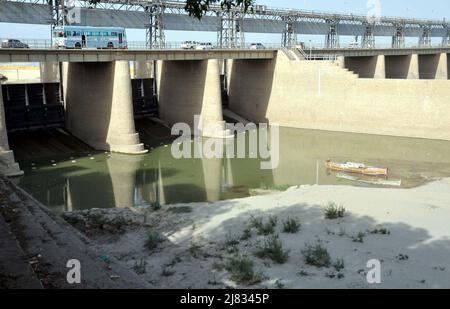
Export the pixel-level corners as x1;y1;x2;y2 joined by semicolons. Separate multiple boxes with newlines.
2;38;449;51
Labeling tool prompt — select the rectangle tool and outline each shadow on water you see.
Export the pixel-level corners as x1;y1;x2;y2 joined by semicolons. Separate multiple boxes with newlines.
12;119;450;213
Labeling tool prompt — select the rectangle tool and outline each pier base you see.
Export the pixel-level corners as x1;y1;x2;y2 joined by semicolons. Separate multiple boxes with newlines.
0;89;23;177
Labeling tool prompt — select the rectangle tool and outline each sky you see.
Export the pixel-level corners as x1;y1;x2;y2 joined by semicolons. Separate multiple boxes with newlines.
0;0;449;46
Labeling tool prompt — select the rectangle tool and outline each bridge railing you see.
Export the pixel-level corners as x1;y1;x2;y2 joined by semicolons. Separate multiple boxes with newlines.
2;38;449;51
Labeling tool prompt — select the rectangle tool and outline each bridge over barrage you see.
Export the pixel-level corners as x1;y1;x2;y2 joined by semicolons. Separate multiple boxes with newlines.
1;0;450;49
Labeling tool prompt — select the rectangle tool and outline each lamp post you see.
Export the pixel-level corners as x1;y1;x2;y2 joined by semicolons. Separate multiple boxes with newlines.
309;40;312;60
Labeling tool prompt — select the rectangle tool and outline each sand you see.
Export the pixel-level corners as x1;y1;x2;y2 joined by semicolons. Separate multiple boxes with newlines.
63;178;450;289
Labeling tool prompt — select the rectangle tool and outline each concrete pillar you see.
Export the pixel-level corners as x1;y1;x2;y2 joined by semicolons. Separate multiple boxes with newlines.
158;59;232;138
437;53;448;80
373;55;386;79
40;62;60;83
64;61;147;154
337;56;345;69
0;88;23;177
133;61;153;79
408;54;420;79
419;53;448;79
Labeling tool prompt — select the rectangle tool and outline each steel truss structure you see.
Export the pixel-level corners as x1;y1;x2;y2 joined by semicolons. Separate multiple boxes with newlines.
144;1;165;49
217;9;245;48
3;0;450;49
392;23;405;48
362;22;375;49
281;15;296;48
325;19;339;48
442;24;450;46
419;25;432;47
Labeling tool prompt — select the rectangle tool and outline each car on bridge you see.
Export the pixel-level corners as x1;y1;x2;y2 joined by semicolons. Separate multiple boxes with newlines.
1;39;29;49
249;43;266;50
181;41;199;49
195;42;214;50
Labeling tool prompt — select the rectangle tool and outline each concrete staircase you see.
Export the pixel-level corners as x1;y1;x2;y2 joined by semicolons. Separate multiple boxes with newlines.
280;48;359;79
0;176;150;289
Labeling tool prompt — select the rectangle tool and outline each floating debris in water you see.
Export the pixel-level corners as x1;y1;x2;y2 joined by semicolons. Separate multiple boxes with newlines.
71;160;76;163
52;163;57;167
90;157;95;160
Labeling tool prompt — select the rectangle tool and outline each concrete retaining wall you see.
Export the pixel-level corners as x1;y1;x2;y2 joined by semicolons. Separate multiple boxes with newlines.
229;53;450;141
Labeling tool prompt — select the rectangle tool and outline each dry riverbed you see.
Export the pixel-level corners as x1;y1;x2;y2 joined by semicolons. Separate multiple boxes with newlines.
62;178;450;289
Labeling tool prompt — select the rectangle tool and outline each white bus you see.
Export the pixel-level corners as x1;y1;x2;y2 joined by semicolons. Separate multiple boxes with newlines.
52;26;128;49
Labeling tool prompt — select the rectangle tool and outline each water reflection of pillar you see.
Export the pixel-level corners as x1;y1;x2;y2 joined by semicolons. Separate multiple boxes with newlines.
222;156;234;191
107;153;144;208
65;178;73;212
157;161;166;205
199;139;225;202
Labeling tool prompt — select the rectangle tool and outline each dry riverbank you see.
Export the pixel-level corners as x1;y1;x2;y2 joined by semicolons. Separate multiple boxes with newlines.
62;178;450;289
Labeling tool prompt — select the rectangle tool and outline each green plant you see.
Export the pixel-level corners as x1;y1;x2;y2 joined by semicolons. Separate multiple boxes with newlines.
133;258;147;275
275;279;285;289
301;242;331;268
224;232;240;254
241;228;252;241
324;202;346;219
167;256;183;267
333;258;345;272
255;235;290;264
298;269;310;277
161;267;176;277
189;242;203;258
145;231;161;252
369;227;391;235
248;215;278;236
282;217;301;234
268;215;278;227
226;256;265;286
352;232;366;243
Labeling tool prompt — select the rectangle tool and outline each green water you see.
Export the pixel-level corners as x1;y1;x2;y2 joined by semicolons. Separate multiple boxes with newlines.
16;127;450;214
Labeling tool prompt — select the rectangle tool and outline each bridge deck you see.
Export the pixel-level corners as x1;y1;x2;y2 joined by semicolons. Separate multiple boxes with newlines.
0;49;277;63
310;47;450;57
